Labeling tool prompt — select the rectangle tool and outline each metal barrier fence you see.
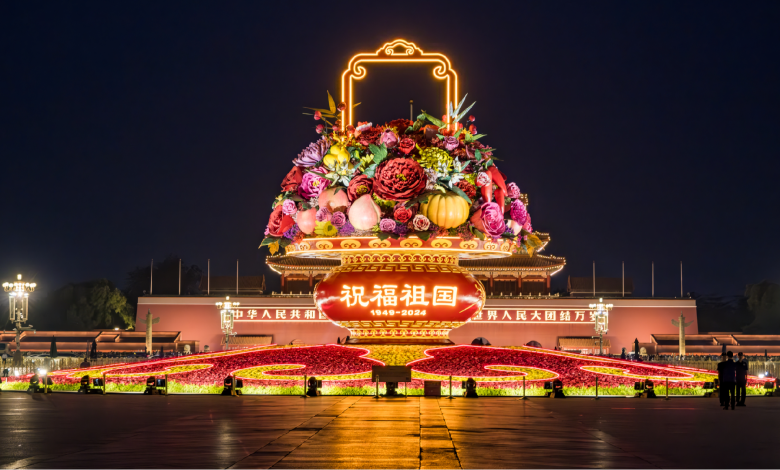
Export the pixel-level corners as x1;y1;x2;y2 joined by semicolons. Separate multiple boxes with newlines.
3;357;151;375
651;359;779;377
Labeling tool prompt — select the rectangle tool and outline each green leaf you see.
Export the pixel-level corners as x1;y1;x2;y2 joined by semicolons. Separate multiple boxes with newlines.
470;133;487;141
304;168;329;178
303;107;334;114
484;158;494;168
368;143;388;163
362;163;378;178
376;231;392;241
450;184;472;204
453;94;468;115
278;238;292;249
416;231;432;241
260;236;280;247
471;226;485;241
352;102;361;108
421;110;446;128
453;128;463;139
404;190;442;208
334;186;347;195
454;101;476;123
436;134;446;140
326;91;336;113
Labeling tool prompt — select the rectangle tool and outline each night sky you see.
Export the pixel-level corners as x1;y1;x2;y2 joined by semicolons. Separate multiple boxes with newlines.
1;1;778;299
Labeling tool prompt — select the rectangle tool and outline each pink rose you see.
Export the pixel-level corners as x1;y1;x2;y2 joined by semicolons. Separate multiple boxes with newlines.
316;207;332;222
507;182;521;199
282;199;298;216
298;172;329;199
443;136;459;151
478;202;506;238
331;211;347;228
379;218;396;233
412;214;430;231
510;199;527;225
380;129;398;148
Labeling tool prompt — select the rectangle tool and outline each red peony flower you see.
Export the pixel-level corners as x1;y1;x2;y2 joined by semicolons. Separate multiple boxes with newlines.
398;138;415;155
357;127;382;146
386;119;413;134
393;203;413;223
456;180;477;199
373;158;427;201
280;166;303;192
267;204;294;237
347;174;374;202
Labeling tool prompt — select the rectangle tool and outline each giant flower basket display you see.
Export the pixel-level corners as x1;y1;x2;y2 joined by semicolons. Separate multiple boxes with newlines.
262;40;540;340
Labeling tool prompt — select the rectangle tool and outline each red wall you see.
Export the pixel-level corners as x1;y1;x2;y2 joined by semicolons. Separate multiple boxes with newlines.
137;296;696;352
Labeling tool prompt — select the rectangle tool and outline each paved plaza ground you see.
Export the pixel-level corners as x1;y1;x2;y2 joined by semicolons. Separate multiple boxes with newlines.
1;392;777;469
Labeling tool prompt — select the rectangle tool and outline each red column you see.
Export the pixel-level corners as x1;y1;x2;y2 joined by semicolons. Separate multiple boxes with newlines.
545;276;550;294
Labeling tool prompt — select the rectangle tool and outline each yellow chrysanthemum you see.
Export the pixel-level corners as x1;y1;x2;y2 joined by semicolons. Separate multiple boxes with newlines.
417;147;453;172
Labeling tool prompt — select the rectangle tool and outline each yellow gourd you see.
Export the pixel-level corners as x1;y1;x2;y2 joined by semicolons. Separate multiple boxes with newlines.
419;191;470;229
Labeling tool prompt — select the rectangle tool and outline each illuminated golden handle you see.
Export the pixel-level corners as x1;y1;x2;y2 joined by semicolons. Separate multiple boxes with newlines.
341;39;458;126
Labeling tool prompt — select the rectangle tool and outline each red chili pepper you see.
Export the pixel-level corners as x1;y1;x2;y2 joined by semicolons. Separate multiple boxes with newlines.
486;166;507;213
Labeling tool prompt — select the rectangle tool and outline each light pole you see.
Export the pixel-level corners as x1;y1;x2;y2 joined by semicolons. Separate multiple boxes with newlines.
216;296;239;350
3;274;36;367
589;297;613;356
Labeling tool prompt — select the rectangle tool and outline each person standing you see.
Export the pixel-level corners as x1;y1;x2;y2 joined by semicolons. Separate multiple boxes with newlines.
717;351;737;410
735;352;748;406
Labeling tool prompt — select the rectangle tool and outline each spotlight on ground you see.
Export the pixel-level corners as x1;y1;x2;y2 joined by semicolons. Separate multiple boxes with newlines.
462;378;478;398
703;381;716;398
542;379;565;398
306;376;322;397
221;375;242;396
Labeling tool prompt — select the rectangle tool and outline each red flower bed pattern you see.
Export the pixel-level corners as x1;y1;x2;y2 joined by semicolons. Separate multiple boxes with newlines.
6;344;771;393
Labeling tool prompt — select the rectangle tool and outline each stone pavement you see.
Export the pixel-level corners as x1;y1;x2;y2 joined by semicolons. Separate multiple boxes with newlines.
1;392;777;468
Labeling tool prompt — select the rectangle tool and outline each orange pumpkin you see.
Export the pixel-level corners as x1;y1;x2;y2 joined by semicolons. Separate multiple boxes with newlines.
419;192;470;229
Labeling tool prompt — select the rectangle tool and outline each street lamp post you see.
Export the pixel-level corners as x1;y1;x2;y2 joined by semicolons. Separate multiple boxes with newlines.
216;296;239;350
589;297;613;356
3;274;37;367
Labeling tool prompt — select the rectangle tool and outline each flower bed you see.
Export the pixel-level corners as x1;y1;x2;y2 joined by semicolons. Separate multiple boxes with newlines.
1;344;772;396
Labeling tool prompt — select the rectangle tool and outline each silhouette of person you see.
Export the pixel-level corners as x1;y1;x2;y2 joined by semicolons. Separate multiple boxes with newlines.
735;352;748;406
717;351;737;410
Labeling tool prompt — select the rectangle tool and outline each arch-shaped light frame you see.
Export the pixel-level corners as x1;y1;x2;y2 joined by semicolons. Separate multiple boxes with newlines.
341;39;458;126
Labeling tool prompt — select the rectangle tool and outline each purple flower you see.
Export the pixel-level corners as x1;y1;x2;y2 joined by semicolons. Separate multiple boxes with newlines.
393;223;408;237
331;211;347;228
443;136;459;151
264;227;270;236
293;139;329;167
282;199;297;216
283;224;300;240
316;207;332;222
479;202;506;238
510;199;527;225
507;182;521;199
298;172;329;199
380;129;398;148
338;221;355;236
379;218;396;233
